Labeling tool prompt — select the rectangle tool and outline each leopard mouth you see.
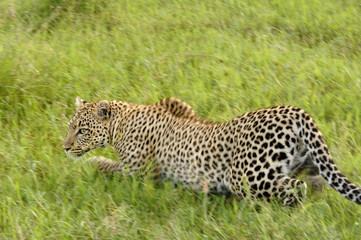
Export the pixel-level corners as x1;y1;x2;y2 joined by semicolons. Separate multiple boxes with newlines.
66;148;90;158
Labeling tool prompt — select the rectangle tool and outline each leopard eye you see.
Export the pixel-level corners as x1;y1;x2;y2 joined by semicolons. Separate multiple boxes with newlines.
78;128;88;134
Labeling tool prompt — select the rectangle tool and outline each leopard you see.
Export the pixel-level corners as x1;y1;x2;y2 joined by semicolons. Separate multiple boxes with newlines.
63;97;361;206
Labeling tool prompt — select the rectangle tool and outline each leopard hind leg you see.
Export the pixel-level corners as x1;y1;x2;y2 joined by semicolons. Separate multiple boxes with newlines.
228;168;307;206
270;175;307;206
290;147;325;191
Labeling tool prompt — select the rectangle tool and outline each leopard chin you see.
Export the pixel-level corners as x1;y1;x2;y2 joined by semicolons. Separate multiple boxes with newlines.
65;149;90;159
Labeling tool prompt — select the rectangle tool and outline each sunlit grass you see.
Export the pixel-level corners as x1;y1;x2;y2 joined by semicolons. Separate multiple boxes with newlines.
0;0;360;239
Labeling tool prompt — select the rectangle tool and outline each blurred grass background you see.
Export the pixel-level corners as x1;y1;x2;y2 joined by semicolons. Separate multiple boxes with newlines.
0;0;360;239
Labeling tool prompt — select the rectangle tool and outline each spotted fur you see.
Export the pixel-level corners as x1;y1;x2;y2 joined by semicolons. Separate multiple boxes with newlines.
155;97;214;124
63;97;361;205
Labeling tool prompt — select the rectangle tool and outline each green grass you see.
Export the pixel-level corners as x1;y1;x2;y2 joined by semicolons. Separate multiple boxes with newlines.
1;0;361;238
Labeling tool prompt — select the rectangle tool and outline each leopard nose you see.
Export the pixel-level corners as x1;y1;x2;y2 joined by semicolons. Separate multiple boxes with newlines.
63;143;71;151
63;138;72;151
63;146;71;151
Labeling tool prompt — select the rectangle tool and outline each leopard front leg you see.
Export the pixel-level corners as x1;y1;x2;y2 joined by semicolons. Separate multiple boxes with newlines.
89;155;160;178
88;156;124;173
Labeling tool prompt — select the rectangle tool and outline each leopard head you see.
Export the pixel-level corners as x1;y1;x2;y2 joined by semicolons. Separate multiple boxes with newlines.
63;97;111;158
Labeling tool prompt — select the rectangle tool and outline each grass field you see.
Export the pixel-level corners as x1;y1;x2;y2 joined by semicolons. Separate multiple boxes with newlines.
1;0;361;239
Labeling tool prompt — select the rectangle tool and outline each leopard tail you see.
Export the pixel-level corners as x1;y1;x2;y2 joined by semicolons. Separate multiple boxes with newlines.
297;109;361;205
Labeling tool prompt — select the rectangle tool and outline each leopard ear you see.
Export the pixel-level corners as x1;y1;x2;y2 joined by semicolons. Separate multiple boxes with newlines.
75;96;87;109
97;100;110;119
